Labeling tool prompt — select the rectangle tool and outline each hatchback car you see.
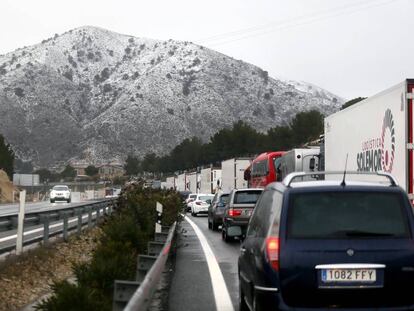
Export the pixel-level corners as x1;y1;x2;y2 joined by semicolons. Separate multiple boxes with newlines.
208;191;230;231
50;185;71;203
190;194;214;216
238;171;414;311
222;188;263;242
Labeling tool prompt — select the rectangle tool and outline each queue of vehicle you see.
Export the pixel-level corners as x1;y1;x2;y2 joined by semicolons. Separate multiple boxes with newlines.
176;80;414;310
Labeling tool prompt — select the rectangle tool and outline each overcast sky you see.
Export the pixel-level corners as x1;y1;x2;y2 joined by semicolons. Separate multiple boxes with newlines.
1;0;412;99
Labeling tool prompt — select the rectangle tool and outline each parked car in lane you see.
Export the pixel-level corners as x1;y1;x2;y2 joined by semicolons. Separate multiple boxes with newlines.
185;193;198;212
190;194;214;216
208;191;230;231
222;188;263;242
49;185;71;203
238;171;414;311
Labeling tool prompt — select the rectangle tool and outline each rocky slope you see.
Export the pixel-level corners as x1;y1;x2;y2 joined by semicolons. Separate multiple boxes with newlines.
0;26;343;167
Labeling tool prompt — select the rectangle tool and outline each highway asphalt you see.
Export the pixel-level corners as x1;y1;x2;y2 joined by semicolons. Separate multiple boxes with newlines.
169;213;240;311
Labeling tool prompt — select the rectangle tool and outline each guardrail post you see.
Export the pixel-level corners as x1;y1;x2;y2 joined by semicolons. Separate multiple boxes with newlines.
76;209;83;235
96;206;101;224
87;207;92;228
16;190;26;255
40;214;50;246
113;280;140;311
136;255;157;282
154;232;169;243
148;241;164;256
63;212;69;242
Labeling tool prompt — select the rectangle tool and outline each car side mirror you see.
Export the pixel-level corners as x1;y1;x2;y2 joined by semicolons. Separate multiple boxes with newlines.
309;158;316;171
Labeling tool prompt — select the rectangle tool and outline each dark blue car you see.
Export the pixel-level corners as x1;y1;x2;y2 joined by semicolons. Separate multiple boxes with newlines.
238;172;414;310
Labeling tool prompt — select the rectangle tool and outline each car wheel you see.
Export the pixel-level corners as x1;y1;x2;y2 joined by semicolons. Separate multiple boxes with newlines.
208;218;212;229
253;292;265;311
212;219;219;231
50;199;54;203
67;199;71;203
222;228;231;242
239;283;249;311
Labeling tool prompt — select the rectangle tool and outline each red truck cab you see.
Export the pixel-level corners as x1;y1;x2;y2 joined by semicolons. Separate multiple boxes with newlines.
246;151;285;188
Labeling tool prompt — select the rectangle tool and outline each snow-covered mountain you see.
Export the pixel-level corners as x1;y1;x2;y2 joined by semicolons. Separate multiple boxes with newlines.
0;26;344;167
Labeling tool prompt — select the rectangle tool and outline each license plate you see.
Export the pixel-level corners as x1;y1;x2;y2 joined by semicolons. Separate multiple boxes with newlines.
321;269;376;283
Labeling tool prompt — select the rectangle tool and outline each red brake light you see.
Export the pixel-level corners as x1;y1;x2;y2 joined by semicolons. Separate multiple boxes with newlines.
228;209;242;217
265;237;280;271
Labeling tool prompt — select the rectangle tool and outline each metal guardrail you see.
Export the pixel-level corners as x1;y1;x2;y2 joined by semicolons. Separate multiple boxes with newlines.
0;198;118;254
113;222;177;311
0;199;116;232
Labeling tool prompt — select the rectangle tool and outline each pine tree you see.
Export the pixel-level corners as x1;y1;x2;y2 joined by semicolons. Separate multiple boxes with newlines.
0;134;14;179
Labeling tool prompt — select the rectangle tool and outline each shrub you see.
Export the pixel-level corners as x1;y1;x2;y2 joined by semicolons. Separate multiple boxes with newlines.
14;87;25;97
63;70;73;81
36;186;182;311
103;84;112;93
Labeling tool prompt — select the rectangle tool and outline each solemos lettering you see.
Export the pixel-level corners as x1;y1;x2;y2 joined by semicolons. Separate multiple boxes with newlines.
357;109;395;173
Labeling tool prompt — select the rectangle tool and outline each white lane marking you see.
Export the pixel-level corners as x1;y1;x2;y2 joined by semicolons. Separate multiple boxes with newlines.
0;213;96;243
184;215;234;311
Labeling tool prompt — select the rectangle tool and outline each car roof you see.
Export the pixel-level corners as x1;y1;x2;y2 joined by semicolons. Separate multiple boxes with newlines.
266;180;403;193
53;185;69;188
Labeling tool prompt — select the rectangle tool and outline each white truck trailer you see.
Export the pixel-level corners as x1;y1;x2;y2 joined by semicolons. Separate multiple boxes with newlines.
325;79;414;198
165;176;175;190
221;158;251;192
187;171;198;193
276;147;320;181
200;167;222;194
176;173;186;192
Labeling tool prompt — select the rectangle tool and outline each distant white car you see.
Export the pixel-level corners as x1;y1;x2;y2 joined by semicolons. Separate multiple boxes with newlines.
185;193;198;212
190;194;214;216
50;185;71;203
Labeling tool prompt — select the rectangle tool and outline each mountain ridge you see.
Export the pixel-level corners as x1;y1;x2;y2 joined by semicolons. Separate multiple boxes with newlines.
0;26;344;168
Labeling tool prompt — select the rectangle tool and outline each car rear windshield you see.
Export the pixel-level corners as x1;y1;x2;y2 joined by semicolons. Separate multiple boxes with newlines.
234;190;262;204
53;186;68;191
287;191;410;239
220;194;230;204
199;196;213;201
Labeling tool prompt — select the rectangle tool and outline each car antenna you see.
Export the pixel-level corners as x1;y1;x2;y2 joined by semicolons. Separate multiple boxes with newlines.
341;154;348;187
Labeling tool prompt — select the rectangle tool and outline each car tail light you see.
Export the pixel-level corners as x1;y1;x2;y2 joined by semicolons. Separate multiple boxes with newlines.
196;201;201;205
228;208;242;217
265;236;280;271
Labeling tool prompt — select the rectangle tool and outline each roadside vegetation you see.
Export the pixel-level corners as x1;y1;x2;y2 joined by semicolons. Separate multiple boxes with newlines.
125;109;324;175
35;182;182;311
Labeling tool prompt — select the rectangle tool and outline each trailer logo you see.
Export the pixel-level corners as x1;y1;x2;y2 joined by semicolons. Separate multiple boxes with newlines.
357;109;395;173
380;109;395;172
